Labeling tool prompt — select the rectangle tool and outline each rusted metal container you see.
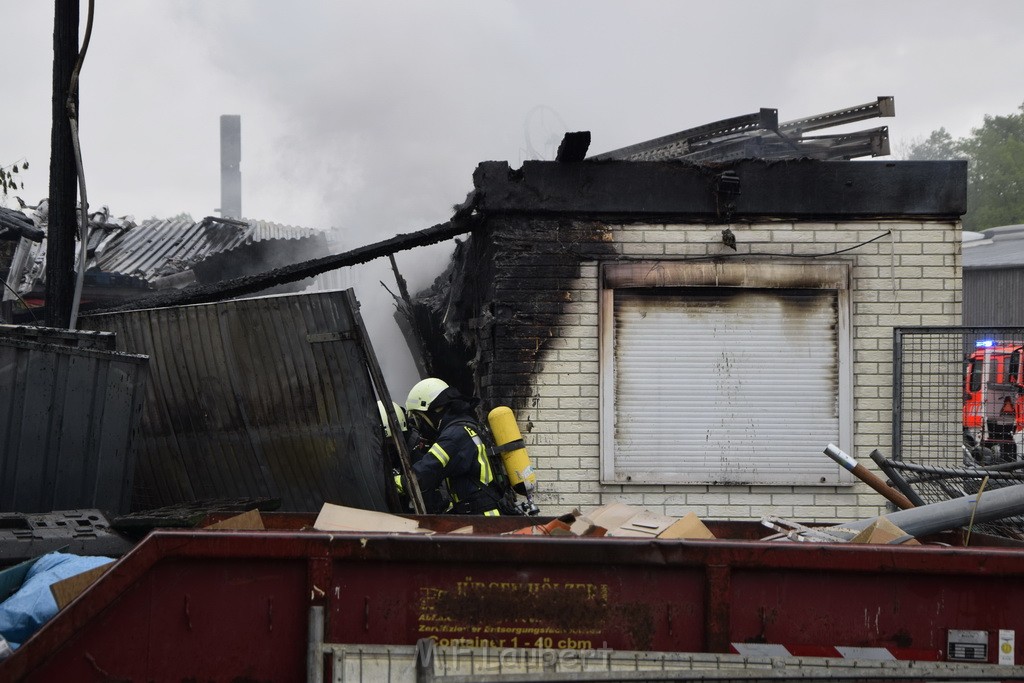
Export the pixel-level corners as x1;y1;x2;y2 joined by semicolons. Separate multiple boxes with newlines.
8;516;1024;681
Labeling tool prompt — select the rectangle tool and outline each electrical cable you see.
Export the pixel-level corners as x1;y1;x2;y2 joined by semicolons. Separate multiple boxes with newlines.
1;279;39;324
67;0;95;330
780;229;893;258
615;229;894;264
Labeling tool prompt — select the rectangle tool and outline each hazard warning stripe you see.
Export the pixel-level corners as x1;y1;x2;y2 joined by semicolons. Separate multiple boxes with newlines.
732;643;939;662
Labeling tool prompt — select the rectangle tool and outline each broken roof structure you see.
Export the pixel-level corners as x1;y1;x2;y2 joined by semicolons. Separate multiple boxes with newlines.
589;96;894;162
2;201;330;310
395;96;968;521
0;205;44;243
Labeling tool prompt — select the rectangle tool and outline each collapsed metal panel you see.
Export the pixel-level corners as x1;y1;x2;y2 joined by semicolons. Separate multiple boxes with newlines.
81;289;387;513
0;334;149;514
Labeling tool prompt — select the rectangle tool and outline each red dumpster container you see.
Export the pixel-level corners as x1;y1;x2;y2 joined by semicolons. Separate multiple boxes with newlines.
6;515;1024;681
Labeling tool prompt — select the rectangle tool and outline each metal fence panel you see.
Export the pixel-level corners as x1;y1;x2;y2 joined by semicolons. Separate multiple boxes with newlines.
81;289;387;513
0;335;149;514
893;326;1024;539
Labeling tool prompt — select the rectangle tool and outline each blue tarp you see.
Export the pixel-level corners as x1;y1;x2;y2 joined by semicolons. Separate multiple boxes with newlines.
0;552;113;649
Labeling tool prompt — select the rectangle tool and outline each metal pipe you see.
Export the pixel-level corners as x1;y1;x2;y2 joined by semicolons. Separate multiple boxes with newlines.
826;482;1024;541
307;605;324;683
823;444;914;510
868;449;926;507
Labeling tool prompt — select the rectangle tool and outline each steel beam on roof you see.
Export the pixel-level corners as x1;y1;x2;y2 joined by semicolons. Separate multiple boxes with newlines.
677;126;890;163
779;96;895;135
588;109;779;160
798;126;891;158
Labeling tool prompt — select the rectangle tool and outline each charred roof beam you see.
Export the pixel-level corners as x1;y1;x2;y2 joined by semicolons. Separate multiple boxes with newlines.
473;159;967;220
555;131;591;162
0;207;44;242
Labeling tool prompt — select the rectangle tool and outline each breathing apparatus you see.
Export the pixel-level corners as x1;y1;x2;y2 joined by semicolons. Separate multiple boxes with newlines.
405;378;541;515
487;406;540;516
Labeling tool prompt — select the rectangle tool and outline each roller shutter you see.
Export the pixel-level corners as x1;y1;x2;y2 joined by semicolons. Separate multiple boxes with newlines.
610;287;841;485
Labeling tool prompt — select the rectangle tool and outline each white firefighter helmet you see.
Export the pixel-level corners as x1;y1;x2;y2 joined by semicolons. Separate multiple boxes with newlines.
405;378;449;415
377;400;407;438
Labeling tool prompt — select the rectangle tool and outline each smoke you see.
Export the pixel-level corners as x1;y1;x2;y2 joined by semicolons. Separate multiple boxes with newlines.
322;237;460;398
8;0;1024;395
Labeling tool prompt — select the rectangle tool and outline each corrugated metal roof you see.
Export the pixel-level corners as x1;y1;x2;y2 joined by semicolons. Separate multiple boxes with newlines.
80;289;388;513
94;216;324;282
3;205;328;298
963;224;1024;269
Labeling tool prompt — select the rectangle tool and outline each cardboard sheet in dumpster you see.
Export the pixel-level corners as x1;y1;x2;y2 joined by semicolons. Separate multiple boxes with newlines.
314;503;430;533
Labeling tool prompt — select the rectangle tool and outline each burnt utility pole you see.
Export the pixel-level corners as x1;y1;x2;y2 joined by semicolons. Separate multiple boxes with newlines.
45;0;79;328
219;115;241;219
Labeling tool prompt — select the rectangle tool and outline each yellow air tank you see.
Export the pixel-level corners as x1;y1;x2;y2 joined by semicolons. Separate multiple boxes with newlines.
487;406;536;495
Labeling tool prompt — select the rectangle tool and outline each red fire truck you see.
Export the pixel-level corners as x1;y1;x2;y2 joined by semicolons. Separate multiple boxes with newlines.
963;340;1024;460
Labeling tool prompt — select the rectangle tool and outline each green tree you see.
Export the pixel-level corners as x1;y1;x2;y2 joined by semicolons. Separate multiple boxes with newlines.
906;128;959;161
907;103;1024;231
0;158;29;200
958;106;1024;230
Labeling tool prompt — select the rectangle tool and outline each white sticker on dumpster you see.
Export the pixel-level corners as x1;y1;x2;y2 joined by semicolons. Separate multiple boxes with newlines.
999;630;1015;666
947;629;988;662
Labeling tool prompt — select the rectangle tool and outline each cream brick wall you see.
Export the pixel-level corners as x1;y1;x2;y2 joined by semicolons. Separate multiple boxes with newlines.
522;220;962;523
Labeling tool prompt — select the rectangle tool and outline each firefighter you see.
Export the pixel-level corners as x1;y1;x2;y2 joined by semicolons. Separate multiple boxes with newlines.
378;401;450;514
985;395;1018;462
398;378;501;516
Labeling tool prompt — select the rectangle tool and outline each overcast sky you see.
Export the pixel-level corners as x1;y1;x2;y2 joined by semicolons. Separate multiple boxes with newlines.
4;1;1024;390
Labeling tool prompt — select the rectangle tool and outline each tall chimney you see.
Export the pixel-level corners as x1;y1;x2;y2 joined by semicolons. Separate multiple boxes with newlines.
219;114;241;218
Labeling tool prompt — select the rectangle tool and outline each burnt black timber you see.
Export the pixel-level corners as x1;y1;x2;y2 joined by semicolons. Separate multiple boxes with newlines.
555;132;591;162
89;217;479;314
0;208;44;242
45;0;80;328
473;159;967;219
345;289;426;515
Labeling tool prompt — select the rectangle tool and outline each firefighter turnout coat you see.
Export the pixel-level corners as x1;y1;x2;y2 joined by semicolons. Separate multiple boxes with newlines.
410;413;500;516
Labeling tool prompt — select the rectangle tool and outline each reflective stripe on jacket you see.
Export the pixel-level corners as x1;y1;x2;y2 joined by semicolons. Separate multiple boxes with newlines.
411;414;499;515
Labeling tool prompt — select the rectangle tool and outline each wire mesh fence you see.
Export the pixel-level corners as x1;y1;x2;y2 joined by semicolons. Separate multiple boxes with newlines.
892;327;1024;540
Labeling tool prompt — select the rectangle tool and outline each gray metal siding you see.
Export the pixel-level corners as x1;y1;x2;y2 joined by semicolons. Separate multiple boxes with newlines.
81;290;387;512
0;336;149;513
963;268;1024;326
